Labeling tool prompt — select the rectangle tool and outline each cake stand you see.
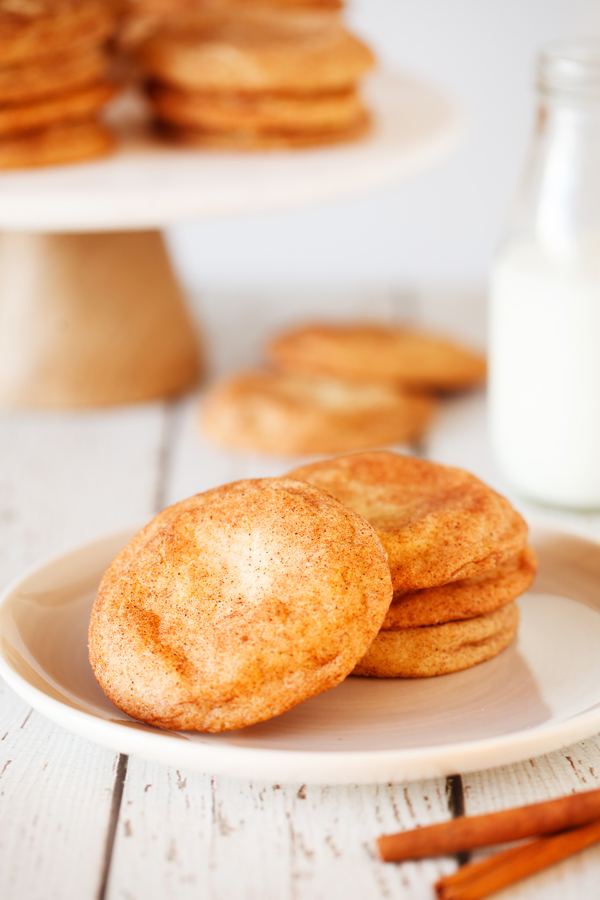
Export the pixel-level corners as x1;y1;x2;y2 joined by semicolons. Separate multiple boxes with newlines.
0;71;461;408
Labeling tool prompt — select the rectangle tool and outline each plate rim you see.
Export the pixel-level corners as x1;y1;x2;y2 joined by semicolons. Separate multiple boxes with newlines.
2;519;600;784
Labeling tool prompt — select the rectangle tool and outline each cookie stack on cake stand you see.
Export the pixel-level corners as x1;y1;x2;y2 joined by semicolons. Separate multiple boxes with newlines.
0;71;461;408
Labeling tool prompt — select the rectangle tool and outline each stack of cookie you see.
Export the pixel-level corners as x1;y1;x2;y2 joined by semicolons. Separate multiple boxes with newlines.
0;0;119;169
289;452;537;678
201;322;486;456
88;451;535;732
135;5;374;150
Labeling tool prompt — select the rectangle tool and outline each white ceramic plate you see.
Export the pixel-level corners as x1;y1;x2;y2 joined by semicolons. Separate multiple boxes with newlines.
0;72;461;232
1;523;600;784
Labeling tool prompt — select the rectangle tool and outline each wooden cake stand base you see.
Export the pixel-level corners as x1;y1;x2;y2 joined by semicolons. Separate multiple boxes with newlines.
0;230;201;408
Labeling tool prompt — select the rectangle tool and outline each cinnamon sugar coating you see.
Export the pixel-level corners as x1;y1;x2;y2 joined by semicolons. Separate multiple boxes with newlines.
88;478;393;732
288;452;529;592
354;603;520;678
383;546;537;629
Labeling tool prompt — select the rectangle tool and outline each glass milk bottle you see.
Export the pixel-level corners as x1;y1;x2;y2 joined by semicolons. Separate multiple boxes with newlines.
490;39;600;508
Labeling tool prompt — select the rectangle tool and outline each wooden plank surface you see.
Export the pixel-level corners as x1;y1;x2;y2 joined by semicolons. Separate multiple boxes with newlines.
0;405;167;900
460;743;600;899
1;287;600;900
108;766;455;900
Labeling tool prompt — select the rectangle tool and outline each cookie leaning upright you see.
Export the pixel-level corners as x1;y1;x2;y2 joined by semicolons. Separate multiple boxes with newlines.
88;478;393;732
137;7;375;149
0;0;117;169
288;451;529;592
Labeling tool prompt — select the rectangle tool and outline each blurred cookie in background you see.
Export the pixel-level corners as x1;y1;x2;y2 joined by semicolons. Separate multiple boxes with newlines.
121;0;342;36
201;370;436;455
0;0;119;168
149;81;368;143
128;0;341;16
269;322;487;392
0;45;109;105
136;6;374;149
137;9;372;94
159;114;368;148
0;119;114;168
117;0;343;57
0;0;115;65
0;82;116;138
199;319;485;457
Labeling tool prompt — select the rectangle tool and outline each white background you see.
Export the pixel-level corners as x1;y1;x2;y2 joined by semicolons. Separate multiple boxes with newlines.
167;0;600;293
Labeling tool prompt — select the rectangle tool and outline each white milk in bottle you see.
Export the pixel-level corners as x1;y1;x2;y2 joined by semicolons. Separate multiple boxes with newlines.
489;40;600;508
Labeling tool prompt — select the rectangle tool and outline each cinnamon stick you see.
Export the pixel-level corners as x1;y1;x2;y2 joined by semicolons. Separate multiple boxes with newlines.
377;787;600;862
434;816;600;900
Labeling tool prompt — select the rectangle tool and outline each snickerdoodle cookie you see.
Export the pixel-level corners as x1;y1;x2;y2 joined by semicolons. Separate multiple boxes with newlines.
0;46;108;105
161;114;368;148
137;6;374;149
0;0;118;168
0;0;114;66
383;545;537;629
149;83;366;135
88;478;393;732
132;0;342;17
0;119;113;168
119;0;343;51
201;371;436;455
288;452;528;592
0;82;116;137
269;323;487;391
137;9;374;94
354;602;520;678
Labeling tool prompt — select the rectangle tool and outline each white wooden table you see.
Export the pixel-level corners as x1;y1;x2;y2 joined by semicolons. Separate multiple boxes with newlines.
2;286;600;900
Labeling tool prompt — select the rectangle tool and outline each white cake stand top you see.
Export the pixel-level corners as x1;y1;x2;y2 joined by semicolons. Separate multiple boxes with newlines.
0;71;461;233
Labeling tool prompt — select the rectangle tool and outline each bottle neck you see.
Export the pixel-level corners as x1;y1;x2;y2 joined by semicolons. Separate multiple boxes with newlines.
538;91;600;133
537;38;600;103
502;42;600;262
531;92;600;257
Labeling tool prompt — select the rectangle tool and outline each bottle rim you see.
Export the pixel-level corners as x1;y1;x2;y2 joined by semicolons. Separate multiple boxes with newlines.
537;37;600;99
